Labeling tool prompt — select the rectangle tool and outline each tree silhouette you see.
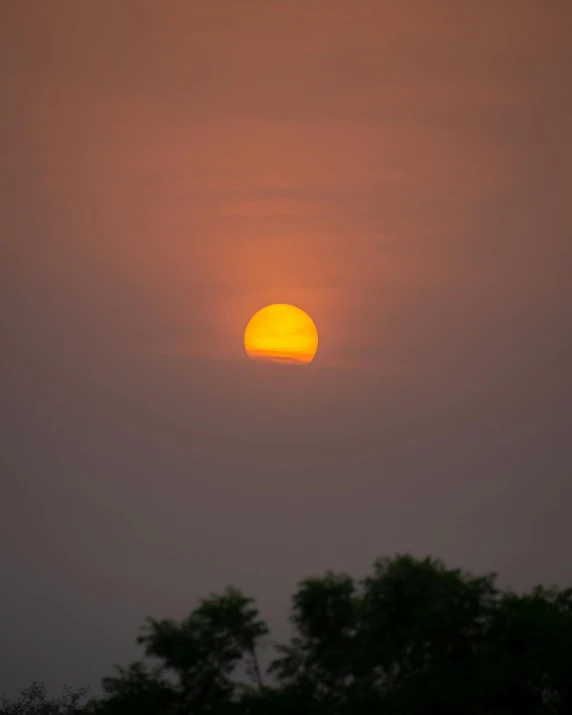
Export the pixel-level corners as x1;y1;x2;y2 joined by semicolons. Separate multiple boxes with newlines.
0;682;91;715
85;586;268;715
8;555;572;714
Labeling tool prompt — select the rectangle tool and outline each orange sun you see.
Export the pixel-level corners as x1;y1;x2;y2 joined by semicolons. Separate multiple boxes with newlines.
244;304;319;364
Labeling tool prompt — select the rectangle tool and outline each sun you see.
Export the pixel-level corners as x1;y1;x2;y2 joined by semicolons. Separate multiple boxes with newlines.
244;304;319;364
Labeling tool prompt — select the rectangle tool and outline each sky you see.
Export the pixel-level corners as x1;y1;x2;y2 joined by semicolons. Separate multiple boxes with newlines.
1;0;572;696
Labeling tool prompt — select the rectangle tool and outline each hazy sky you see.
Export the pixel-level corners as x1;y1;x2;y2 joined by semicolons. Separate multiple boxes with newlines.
2;0;571;695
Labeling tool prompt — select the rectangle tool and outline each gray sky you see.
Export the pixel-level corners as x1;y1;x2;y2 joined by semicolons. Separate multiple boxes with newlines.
1;0;571;696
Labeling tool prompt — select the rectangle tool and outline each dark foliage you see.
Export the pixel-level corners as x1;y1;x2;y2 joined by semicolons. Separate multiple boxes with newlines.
0;683;92;715
7;555;572;714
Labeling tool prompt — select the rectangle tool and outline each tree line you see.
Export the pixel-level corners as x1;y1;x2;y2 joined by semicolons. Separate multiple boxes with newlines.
3;554;572;714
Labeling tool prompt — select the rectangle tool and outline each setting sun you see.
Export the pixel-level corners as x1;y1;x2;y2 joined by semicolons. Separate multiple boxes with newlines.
244;304;319;364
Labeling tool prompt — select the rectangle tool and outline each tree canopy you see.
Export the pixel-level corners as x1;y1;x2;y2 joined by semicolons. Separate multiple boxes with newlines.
0;683;92;715
5;554;572;714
